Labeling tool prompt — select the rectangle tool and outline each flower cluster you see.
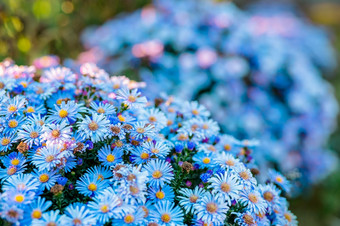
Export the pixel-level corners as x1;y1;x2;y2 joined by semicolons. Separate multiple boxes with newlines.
0;60;296;225
76;0;339;189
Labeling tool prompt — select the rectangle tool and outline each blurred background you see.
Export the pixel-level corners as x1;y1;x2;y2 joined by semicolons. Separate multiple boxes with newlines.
0;0;339;225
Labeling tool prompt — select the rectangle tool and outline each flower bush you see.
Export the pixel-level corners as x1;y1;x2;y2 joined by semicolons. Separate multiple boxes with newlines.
76;0;339;190
0;60;296;225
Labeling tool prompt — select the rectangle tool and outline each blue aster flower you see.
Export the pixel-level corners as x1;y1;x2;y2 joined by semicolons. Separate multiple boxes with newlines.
194;192;229;225
17;124;42;147
0;133;18;152
48;100;85;124
130;122;156;140
143;159;174;188
90;101;116;116
32;210;65;226
142;141;171;159
78;113;110;143
150;200;184;226
130;146;151;164
2;173;40;192
112;207;145;225
86;165;112;181
31;169;59;190
76;173;109;197
22;197;52;224
40;121;72;145
234;211;258;226
139;108;167;131
109;123;126;139
88;189;122;224
117;87;147;109
239;188;268;215
178;186;208;214
32;145;63;171
268;169;291;193
193;152;216;169
98;145;123;167
62;203;96;226
207;170;243;205
0;95;27;117
148;184;175;203
0;204;24;223
2;152;26;168
3;116;25;135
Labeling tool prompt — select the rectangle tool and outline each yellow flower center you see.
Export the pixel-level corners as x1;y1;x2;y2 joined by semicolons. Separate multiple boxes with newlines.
56;99;63;105
202;157;211;164
32;210;42;219
39;174;49;183
239;171;249;180
124;214;135;223
8;105;17;113
156;191;165;199
30;131;39;138
47;222;57;226
115;140;123;147
151;148;159;154
7;166;17;175
152;170;163;179
51;129;60;138
136;127;145;133
243;214;254;225
11;159;20;166
1;138;10;146
202;124;209;130
14;194;25;203
27;106;35;113
225;160;235;166
45;155;54;163
206;203;218;213
88;121;99;131
88;183;97;191
140;152;149;159
106;154;115;162
118;115;126;122
276;176;283;183
128;95;136;103
248;194;258;203
192;109;199;115
58;109;68;118
220;182;231;193
284;213;292;222
189;195;198;203
178;134;188;141
97;107;105;114
148;116;157;122
113;83;120;89
8;120;18;128
129;186;140;195
20;82;28;88
73;219;82;225
161;213;171;223
100;205;109;213
263;191;274;202
224;144;231;151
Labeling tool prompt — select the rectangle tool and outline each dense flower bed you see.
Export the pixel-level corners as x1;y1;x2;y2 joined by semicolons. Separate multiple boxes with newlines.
76;0;339;190
0;60;296;225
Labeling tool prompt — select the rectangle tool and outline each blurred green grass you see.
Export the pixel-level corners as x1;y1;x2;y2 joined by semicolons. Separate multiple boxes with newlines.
1;0;340;225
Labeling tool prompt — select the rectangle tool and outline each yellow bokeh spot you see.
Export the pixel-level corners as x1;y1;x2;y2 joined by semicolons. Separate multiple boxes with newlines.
33;0;51;19
61;1;74;14
17;37;31;53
